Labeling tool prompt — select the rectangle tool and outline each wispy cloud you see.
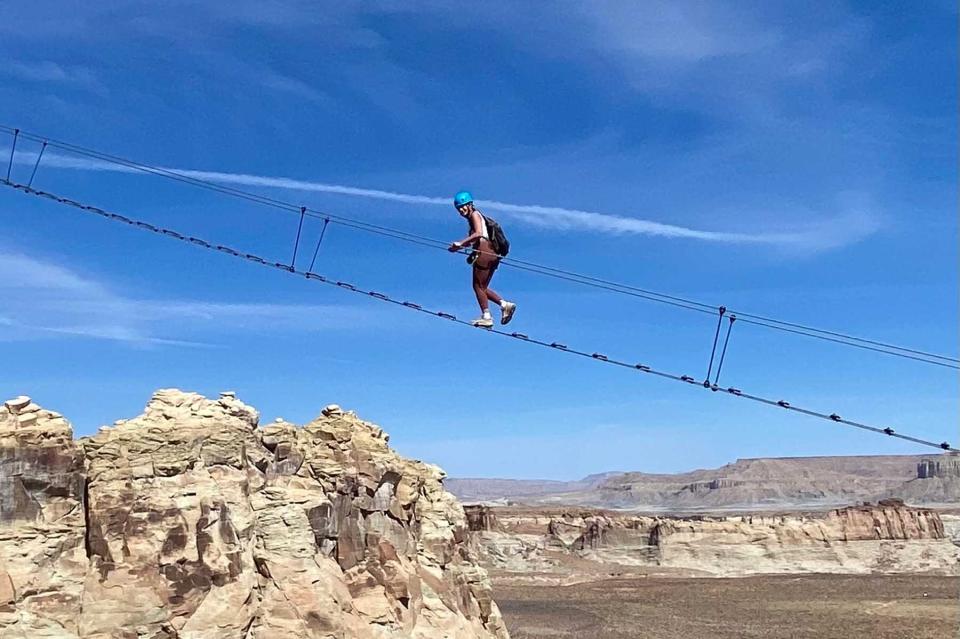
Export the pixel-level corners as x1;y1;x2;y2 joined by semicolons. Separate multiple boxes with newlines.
11;322;214;348
573;1;780;64
0;250;385;348
7;148;876;249
3;60;105;93
257;69;332;105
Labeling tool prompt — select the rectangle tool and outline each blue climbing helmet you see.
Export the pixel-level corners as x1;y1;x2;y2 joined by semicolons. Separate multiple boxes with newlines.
453;190;473;208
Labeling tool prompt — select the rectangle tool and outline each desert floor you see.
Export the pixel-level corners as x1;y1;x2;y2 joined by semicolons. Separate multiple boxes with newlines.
495;574;959;639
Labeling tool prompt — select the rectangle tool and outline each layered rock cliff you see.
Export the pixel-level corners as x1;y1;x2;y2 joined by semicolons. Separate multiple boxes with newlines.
0;391;508;639
893;454;960;503
468;503;960;580
0;397;86;635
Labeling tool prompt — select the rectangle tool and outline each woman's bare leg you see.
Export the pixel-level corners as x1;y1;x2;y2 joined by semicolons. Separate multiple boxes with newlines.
476;248;516;324
475;244;503;308
472;267;490;312
473;243;500;312
482;268;503;306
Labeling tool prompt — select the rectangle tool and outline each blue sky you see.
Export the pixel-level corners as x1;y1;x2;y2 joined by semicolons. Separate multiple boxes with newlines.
0;1;956;479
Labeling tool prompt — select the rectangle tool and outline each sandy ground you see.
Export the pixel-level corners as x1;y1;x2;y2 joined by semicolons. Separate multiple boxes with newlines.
494;574;960;639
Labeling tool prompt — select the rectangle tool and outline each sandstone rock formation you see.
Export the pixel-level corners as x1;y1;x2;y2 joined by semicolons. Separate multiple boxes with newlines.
892;453;960;504
0;390;509;639
917;455;960;479
0;396;86;636
468;504;960;580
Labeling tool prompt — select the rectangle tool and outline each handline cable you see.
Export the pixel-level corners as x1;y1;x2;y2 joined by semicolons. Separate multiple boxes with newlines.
0;128;726;317
2;125;955;366
734;317;958;369
1;178;954;453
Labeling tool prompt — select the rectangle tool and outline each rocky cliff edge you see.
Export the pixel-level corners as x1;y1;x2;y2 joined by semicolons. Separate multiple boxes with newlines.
0;390;509;639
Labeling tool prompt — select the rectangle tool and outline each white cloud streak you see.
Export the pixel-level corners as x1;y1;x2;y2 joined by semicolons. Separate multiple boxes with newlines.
8;149;874;248
0;250;385;348
3;60;106;93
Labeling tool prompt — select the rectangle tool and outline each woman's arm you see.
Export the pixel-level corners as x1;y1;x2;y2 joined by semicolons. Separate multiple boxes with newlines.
449;210;484;251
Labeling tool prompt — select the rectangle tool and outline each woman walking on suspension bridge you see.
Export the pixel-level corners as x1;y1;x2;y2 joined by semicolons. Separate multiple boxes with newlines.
448;190;517;328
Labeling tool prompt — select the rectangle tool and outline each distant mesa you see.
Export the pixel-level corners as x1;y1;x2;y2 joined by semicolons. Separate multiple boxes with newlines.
448;454;960;511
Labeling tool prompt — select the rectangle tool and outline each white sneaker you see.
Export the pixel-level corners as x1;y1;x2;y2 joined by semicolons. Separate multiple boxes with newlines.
500;302;517;325
471;317;494;328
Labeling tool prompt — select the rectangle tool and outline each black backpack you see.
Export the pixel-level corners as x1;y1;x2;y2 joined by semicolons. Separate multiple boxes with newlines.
481;214;510;257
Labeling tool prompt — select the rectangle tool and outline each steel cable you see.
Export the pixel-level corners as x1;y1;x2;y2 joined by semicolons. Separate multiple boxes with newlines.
2;177;954;453
2;124;955;368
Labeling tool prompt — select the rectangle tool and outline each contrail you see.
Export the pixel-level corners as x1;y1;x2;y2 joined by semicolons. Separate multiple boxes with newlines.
7;149;872;247
167;168;789;243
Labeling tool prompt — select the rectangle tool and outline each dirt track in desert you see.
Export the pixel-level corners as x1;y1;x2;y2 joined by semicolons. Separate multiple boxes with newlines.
495;574;959;639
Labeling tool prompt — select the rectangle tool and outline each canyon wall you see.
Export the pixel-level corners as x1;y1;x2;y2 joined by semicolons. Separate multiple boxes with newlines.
469;503;960;580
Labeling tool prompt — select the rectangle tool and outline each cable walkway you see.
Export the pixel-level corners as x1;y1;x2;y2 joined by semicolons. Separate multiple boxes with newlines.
2;124;956;371
1;178;954;453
